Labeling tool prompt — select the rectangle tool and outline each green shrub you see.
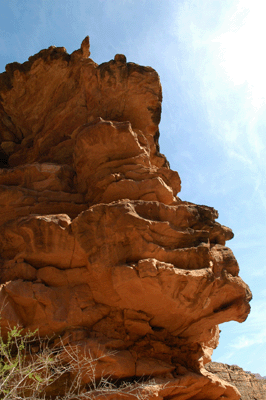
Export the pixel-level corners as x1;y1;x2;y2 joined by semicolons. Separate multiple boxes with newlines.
0;323;158;399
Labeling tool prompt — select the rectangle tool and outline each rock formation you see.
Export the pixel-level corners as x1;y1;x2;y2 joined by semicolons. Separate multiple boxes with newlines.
206;363;266;400
0;37;252;399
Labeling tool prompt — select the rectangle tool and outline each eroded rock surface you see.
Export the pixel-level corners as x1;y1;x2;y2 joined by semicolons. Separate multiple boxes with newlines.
0;37;252;399
206;363;266;400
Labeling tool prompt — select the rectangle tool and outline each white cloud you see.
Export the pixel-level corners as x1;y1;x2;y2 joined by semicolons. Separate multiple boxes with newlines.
251;266;266;277
230;332;266;349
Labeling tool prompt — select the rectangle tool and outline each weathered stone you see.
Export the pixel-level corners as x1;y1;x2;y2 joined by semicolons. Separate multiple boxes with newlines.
0;37;252;399
206;362;266;400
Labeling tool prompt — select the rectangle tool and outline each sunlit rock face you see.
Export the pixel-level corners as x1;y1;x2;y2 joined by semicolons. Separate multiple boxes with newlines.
0;37;252;400
206;363;266;400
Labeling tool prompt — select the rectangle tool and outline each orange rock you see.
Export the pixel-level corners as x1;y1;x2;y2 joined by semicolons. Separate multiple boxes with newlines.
0;37;252;399
206;362;266;400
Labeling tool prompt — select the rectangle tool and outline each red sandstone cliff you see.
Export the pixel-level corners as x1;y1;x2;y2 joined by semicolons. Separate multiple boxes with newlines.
206;363;266;400
0;37;252;399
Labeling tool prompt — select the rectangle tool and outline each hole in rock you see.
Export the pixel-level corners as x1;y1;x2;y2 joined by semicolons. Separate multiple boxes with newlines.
151;326;164;332
213;302;233;313
0;149;9;168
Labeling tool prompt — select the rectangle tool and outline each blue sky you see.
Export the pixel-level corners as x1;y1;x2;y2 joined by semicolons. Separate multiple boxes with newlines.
1;0;265;376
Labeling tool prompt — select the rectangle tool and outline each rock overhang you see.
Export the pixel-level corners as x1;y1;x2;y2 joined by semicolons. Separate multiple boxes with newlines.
0;37;251;400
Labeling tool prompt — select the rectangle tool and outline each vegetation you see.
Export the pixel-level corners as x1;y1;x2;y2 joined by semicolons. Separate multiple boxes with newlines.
0;323;158;399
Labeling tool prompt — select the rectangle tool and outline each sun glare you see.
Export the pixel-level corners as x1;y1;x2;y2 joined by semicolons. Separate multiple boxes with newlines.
215;1;266;107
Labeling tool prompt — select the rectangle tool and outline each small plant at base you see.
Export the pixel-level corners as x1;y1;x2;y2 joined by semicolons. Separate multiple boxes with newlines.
0;324;62;399
0;322;164;399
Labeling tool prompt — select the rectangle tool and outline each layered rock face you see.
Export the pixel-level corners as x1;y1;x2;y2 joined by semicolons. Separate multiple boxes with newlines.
0;38;252;399
206;363;266;400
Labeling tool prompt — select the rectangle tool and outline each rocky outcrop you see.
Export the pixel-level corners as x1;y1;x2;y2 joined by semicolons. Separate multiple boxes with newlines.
206;362;266;400
0;37;252;399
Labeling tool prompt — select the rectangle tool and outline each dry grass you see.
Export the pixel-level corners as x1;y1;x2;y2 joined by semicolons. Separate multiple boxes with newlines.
0;324;161;400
